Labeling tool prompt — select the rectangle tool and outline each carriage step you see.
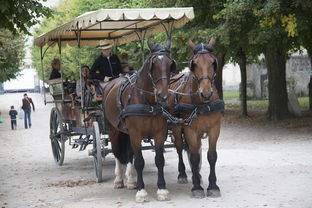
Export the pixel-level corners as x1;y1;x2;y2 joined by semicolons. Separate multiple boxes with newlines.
71;127;94;135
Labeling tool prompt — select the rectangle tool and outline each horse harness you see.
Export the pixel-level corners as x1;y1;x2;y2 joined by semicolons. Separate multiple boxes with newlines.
116;50;181;125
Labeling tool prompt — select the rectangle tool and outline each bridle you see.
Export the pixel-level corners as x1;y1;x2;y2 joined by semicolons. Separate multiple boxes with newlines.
190;43;217;86
148;53;173;89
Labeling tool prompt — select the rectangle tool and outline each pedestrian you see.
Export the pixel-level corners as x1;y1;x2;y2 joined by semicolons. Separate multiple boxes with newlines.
22;93;35;129
9;105;18;130
0;111;4;123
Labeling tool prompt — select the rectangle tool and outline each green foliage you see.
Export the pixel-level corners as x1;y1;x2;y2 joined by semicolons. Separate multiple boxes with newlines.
0;0;51;35
32;0;153;81
0;29;25;82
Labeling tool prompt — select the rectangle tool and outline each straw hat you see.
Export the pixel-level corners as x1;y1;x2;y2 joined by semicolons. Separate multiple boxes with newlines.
96;40;113;50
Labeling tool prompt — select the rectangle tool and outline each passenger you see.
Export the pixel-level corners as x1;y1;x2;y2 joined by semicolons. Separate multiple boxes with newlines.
49;58;61;80
121;64;135;75
76;65;90;97
119;53;135;75
90;40;122;82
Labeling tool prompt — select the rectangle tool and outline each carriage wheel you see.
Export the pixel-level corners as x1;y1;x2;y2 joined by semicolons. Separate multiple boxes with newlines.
49;107;65;166
92;121;103;183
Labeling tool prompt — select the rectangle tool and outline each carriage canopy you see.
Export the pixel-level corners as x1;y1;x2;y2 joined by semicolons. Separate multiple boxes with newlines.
34;7;194;47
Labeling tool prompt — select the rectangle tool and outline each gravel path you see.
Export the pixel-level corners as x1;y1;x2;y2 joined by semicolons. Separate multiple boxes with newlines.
0;93;312;208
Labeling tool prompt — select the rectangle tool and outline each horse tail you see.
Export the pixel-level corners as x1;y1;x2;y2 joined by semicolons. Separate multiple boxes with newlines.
115;132;133;165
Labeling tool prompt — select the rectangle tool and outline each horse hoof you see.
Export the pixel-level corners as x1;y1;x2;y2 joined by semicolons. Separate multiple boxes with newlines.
157;189;170;201
114;180;124;189
207;189;221;198
136;189;149;203
191;189;205;199
178;177;188;184
127;181;136;190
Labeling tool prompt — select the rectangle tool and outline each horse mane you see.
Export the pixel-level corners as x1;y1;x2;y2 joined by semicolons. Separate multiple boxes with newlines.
192;43;213;55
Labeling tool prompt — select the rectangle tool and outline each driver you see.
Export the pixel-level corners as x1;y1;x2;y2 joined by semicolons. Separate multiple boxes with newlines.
89;40;122;82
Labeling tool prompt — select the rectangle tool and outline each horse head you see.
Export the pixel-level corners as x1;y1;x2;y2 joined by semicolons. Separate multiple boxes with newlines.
146;39;176;103
188;37;217;103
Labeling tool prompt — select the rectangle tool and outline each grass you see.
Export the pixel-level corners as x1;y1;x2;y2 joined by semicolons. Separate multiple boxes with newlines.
223;90;310;111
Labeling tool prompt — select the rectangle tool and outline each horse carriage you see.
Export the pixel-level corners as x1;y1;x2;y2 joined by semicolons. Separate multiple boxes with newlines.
35;7;224;202
34;8;194;183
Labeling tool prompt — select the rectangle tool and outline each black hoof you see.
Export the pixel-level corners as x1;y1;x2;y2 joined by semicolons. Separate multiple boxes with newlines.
191;189;205;198
178;176;188;184
207;189;221;198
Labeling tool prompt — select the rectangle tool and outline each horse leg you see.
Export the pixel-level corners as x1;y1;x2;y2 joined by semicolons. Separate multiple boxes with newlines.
133;148;148;202
154;132;170;201
206;124;221;197
114;158;124;188
127;131;148;202
125;154;136;189
184;129;204;198
108;124;124;188
173;127;187;184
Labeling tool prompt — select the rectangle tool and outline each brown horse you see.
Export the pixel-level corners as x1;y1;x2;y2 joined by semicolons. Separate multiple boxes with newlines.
168;38;224;198
103;40;176;202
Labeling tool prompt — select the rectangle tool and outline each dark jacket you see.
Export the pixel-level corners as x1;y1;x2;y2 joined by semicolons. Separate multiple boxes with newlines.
9;110;18;120
49;69;61;80
90;54;122;81
22;97;35;111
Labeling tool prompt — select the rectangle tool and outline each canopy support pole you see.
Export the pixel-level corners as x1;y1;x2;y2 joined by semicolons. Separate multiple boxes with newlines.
160;20;175;41
57;37;65;103
40;42;54;105
40;47;47;105
76;29;83;108
135;30;147;65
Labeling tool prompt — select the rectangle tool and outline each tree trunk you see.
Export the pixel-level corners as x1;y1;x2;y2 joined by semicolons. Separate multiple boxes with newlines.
237;48;248;117
309;75;312;111
264;48;291;120
307;50;312;111
215;53;225;100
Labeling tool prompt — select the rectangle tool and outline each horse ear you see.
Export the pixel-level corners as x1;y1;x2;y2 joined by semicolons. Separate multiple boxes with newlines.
166;39;171;49
208;37;216;48
147;39;154;51
188;39;196;50
171;60;177;73
189;60;195;72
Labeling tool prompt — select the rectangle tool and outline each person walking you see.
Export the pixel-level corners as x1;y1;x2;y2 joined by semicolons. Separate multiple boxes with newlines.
9;106;18;130
22;93;35;129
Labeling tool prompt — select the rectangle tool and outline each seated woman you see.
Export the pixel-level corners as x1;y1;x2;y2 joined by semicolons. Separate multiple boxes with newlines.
49;58;61;80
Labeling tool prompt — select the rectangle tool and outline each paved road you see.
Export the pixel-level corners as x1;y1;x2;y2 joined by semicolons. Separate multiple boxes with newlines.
0;93;312;208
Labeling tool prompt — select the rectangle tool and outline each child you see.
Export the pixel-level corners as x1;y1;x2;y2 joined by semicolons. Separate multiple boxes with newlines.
9;106;18;130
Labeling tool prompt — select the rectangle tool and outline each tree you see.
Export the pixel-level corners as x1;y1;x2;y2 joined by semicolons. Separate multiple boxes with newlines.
0;0;51;35
162;0;228;99
294;2;312;111
0;29;25;82
214;0;312;120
